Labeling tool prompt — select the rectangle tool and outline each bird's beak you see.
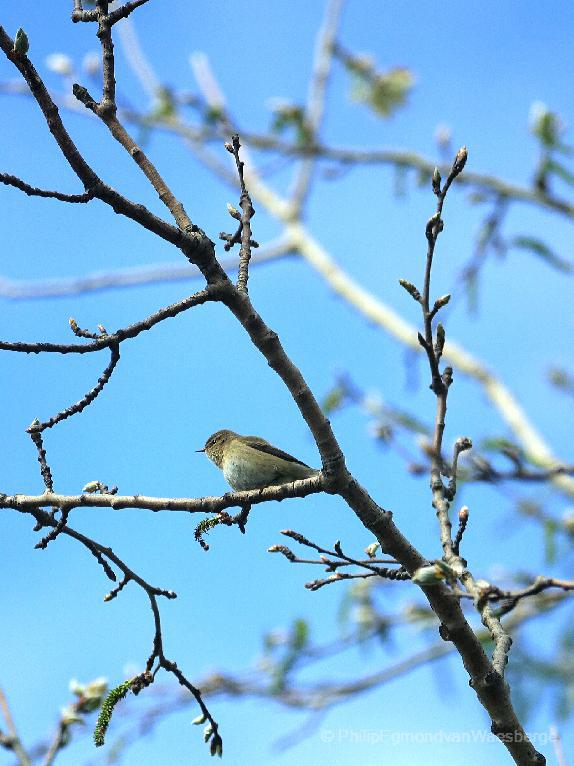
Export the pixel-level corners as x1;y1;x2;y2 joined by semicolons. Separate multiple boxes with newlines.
196;448;205;453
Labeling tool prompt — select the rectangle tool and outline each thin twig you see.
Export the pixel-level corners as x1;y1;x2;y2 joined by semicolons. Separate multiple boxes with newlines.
268;531;406;590
42;719;68;766
289;0;345;211
0;172;94;202
35;507;70;550
549;724;568;766
226;134;257;292
452;506;469;556
32;344;120;432
413;149;467;560
460;570;513;676
0;26;225;282
0;286;214;354
0;240;293;300
277;529;399;577
23;504;221;752
495;576;574;617
408;150;516;689
0;687;31;766
28;429;54;492
109;0;151;25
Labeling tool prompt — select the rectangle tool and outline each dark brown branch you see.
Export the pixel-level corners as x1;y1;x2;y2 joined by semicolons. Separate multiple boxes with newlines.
0;286;214;354
305;566;410;591
31;344;120;432
487;576;574;617
268;530;406;590
35;507;70;550
446;436;473;500
22;504;221;751
71;3;98;23
0;26;224;283
28;429;54;492
277;529;399;575
96;3;117;114
452;506;469;556
469;459;574;484
417;151;468;561
0;172;94;202
108;0;151;25
213;234;544;763
71;49;196;236
226;135;257;292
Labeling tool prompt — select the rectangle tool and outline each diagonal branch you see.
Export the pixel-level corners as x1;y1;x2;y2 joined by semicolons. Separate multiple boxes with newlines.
22;503;221;753
0;687;32;766
0;26;224;283
0;172;94;202
214;149;545;762
32;343;120;431
0;286;214;354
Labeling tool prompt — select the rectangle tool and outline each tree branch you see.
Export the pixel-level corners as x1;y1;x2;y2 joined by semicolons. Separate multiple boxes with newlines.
0;13;550;763
1;475;325;515
0;286;213;354
0;687;31;766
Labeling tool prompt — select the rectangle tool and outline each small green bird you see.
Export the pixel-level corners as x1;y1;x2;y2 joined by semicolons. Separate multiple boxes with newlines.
199;429;319;491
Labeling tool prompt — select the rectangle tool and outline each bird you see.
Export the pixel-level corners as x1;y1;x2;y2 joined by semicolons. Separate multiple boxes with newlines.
198;429;319;491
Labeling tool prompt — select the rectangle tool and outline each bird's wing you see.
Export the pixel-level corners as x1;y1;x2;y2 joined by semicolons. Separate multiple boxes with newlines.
243;437;312;468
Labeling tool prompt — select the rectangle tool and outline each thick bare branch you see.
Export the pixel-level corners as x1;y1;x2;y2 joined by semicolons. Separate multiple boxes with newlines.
1;475;325;515
0;26;224;283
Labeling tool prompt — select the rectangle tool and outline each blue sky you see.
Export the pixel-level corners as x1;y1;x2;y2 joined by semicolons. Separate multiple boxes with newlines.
1;2;573;765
